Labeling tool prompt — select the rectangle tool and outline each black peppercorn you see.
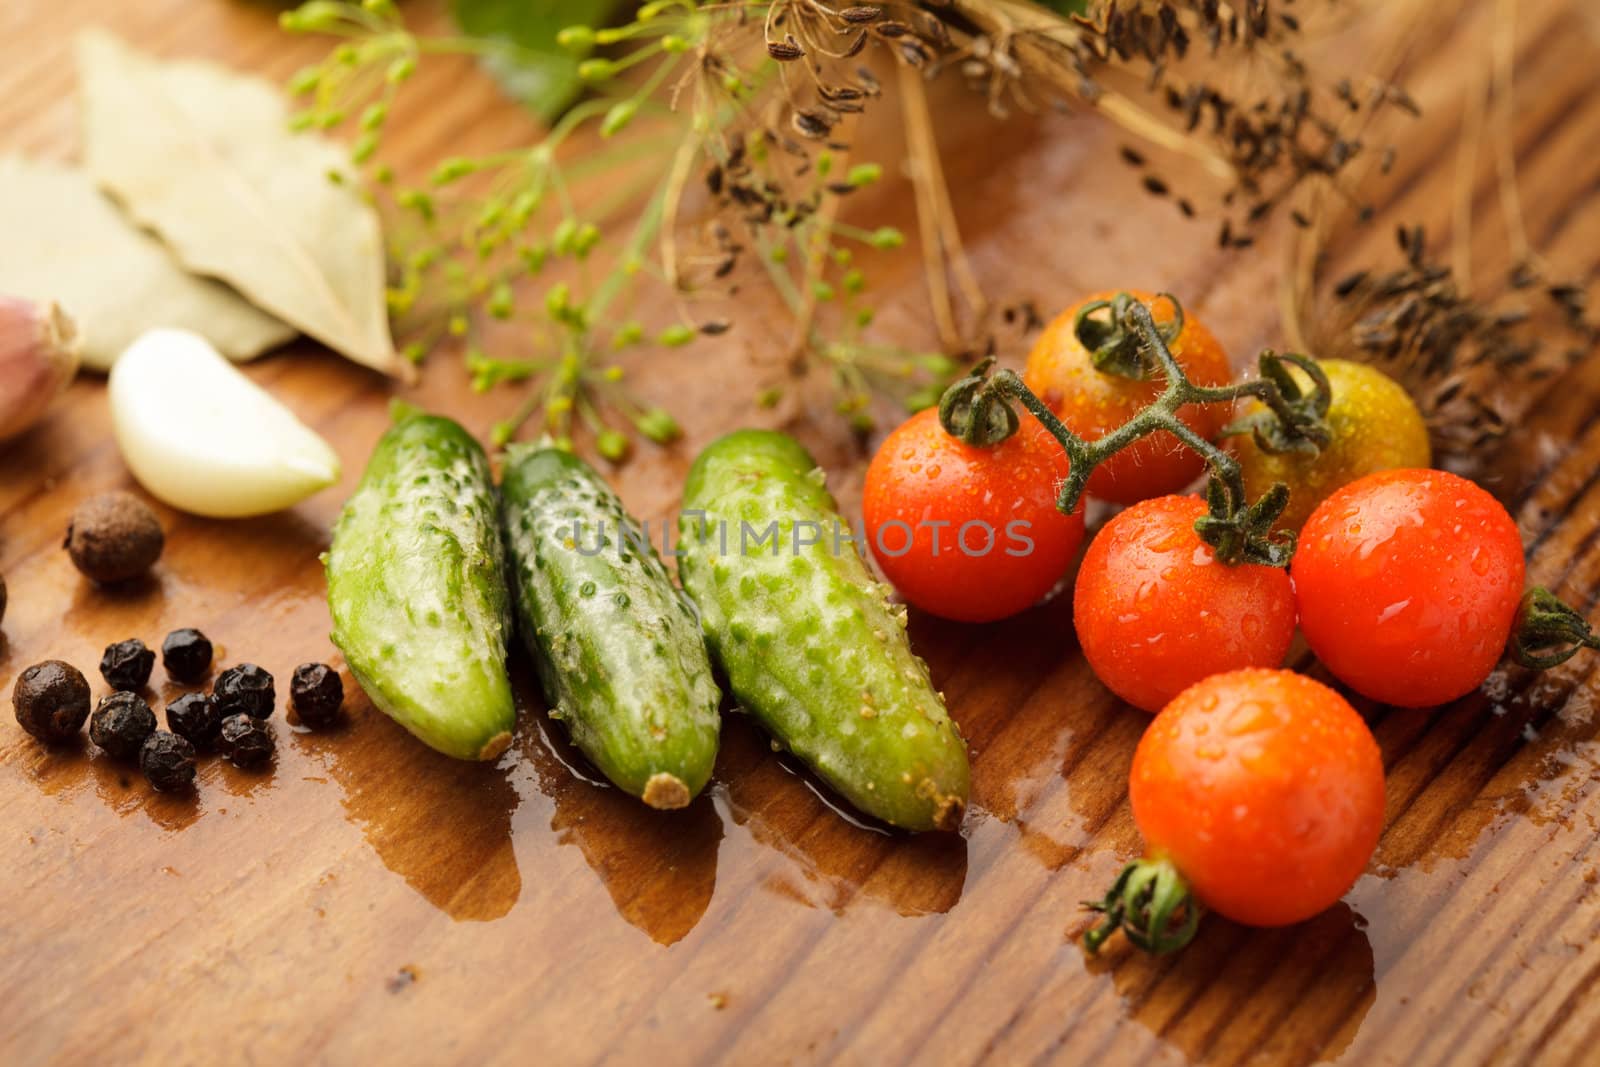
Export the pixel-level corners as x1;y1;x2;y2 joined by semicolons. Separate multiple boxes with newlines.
166;692;222;748
99;638;155;691
139;730;196;791
161;628;214;682
89;691;157;761
12;660;91;743
64;491;164;584
290;663;344;728
219;713;274;769
215;663;275;719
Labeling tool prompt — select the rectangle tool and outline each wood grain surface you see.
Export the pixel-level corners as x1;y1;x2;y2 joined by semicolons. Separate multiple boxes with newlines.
3;1;1600;1064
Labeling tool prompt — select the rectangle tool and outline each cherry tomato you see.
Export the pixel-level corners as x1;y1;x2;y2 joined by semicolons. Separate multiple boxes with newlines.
1023;289;1233;504
863;408;1085;622
1132;668;1386;927
1292;468;1525;708
1233;359;1431;533
1073;495;1296;712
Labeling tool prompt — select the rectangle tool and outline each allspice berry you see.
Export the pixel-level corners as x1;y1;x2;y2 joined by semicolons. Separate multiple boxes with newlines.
64;491;163;584
13;660;91;743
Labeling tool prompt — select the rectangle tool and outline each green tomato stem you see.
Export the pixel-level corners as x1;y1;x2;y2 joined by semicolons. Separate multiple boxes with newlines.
1072;291;1185;378
937;293;1307;566
1082;856;1202;956
1510;587;1600;669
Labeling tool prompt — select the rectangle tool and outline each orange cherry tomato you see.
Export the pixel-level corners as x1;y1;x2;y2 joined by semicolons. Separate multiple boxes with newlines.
1073;495;1296;712
863;408;1085;623
1132;668;1386;927
1292;468;1526;708
1023;289;1233;504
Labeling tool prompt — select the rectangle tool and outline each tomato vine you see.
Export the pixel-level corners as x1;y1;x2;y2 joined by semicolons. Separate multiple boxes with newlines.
938;293;1332;567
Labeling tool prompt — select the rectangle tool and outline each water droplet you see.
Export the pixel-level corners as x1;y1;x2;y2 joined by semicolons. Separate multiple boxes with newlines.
1377;599;1410;624
1241;613;1262;639
579;581;596;598
1150;527;1188;552
1224;700;1274;736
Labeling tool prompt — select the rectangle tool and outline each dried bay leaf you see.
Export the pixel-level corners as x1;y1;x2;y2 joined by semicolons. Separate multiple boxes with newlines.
77;31;411;381
0;156;295;372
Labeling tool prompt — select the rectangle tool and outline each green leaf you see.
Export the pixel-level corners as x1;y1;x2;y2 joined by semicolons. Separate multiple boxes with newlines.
451;0;628;123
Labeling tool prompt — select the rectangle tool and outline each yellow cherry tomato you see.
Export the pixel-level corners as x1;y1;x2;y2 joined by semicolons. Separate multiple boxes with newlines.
1233;358;1431;533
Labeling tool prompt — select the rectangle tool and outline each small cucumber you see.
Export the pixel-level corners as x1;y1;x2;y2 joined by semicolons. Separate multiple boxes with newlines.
326;407;515;761
679;430;970;832
500;445;721;809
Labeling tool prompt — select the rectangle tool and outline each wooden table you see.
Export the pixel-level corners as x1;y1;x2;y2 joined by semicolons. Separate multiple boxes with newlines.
4;1;1599;1063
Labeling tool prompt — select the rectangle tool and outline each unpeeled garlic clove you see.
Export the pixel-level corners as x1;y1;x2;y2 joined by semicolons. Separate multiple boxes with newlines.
0;294;81;443
108;328;340;518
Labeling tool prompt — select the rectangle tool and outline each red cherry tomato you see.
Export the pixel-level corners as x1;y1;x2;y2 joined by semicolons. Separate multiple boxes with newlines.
863;408;1085;622
1023;289;1233;505
1073;495;1296;711
1132;668;1386;927
1292;468;1525;708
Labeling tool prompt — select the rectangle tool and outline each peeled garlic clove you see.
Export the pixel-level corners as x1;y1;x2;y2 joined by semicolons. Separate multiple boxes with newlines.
108;329;340;517
0;295;80;443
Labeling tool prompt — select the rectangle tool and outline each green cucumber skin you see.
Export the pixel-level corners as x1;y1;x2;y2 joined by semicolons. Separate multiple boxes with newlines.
679;429;970;832
500;446;721;808
326;413;516;761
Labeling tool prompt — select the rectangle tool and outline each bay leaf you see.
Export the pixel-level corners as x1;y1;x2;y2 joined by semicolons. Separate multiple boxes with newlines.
77;30;411;382
0;156;295;372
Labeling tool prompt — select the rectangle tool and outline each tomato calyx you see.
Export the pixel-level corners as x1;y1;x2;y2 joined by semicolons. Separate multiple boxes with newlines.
1510;587;1600;669
1073;291;1186;380
1220;351;1335;456
937;356;1021;447
1194;477;1297;567
1082;856;1201;956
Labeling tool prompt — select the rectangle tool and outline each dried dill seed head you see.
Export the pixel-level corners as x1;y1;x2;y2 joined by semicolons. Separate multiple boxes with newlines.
1311;225;1598;473
943;0;1412;237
